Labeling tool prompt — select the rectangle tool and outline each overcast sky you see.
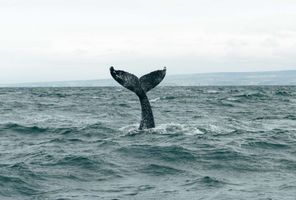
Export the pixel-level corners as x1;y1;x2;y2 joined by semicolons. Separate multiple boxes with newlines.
0;0;296;84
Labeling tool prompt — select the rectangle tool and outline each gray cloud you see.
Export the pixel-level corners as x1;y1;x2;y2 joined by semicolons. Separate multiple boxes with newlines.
0;0;296;84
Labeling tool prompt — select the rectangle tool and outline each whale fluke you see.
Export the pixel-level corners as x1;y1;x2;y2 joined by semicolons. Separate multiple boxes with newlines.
139;67;166;93
110;66;166;130
110;66;142;96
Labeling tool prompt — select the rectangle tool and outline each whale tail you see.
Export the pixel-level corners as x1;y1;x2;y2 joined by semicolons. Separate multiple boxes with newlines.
110;66;166;130
110;66;166;96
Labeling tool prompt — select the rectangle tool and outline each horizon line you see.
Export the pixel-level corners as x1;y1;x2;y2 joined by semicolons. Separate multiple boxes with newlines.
0;69;295;86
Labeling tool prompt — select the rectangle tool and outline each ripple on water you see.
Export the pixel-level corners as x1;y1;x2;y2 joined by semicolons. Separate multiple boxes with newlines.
183;176;229;188
138;164;186;176
117;144;196;163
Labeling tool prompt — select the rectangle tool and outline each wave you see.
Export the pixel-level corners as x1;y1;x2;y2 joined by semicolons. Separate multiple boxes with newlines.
0;123;49;134
0;174;41;196
245;140;289;149
200;148;247;161
275;90;292;96
47;155;100;169
36;155;122;180
183;176;229;188
138;164;186;176
0;123;82;136
284;115;296;120
150;97;160;102
234;92;270;100
153;123;205;136
117;103;131;108
117;144;196;162
0;122;117;136
209;100;235;107
204;90;220;94
161;96;176;100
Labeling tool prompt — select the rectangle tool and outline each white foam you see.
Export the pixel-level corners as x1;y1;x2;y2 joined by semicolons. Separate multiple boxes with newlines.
205;90;219;94
119;124;138;132
150;97;160;102
151;123;205;136
119;122;206;136
226;97;238;101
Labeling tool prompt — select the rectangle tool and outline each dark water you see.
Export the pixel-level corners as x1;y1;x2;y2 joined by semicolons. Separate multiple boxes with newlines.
0;86;296;200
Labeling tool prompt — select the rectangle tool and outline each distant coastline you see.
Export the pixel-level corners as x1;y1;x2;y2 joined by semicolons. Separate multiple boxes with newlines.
1;70;296;87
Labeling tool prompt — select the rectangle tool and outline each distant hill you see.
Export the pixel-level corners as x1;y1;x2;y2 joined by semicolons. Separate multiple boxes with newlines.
164;70;296;86
1;70;296;87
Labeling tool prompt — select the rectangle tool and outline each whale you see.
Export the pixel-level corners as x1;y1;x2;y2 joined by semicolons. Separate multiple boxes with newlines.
110;66;166;130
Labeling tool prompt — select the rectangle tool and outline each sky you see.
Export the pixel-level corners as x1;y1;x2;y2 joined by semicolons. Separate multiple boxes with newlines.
0;0;296;84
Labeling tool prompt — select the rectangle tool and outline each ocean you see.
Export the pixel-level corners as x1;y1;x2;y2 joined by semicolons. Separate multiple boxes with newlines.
0;86;295;200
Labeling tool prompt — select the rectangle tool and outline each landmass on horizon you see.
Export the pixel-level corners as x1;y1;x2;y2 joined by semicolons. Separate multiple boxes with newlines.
1;70;296;87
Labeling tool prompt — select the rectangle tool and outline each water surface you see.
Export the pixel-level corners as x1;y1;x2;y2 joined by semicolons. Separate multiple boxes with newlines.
0;86;295;199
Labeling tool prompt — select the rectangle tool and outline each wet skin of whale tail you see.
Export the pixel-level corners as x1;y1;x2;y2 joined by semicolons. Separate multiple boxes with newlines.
110;66;166;130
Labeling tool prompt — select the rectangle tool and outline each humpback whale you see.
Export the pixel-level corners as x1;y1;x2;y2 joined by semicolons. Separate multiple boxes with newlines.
110;66;166;130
